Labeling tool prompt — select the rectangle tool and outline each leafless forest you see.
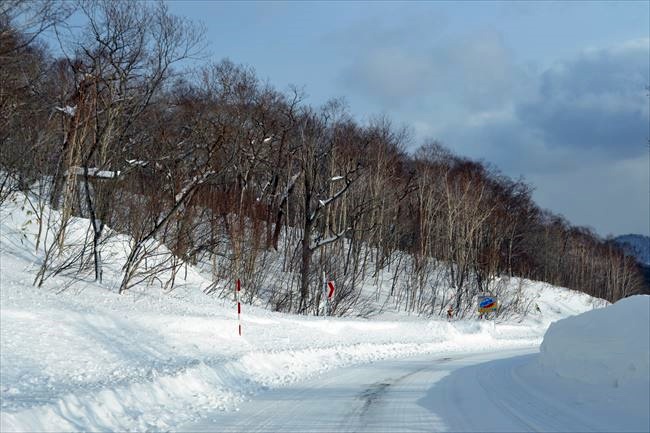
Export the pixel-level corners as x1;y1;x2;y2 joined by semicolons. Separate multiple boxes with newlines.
1;1;646;317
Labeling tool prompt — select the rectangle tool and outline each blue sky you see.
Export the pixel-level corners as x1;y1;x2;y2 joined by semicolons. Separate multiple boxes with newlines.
167;1;650;237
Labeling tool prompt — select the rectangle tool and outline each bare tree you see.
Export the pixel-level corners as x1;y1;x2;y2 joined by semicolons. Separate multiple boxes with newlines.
0;0;75;57
46;0;204;283
290;102;366;313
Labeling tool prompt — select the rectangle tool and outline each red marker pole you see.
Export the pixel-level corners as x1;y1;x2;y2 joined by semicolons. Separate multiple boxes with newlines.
236;279;242;336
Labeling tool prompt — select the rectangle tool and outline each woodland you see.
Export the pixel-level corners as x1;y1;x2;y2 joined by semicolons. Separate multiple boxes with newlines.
1;1;646;317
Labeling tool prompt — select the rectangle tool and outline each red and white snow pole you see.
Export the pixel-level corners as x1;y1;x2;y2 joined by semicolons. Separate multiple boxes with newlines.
236;278;242;336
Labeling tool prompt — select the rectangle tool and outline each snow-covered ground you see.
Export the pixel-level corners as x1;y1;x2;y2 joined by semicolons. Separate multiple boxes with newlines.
182;296;649;433
0;192;626;432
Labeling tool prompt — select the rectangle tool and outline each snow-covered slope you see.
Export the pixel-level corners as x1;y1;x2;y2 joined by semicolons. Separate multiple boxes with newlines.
0;192;606;432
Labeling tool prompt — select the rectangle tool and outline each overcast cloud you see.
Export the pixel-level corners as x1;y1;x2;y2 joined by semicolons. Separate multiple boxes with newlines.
170;1;649;237
340;24;649;236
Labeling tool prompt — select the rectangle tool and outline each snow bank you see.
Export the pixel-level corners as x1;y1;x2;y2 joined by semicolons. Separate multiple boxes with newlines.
513;295;650;432
539;295;650;387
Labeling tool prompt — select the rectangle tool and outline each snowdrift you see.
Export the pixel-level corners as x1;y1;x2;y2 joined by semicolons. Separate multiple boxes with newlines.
513;295;650;432
539;295;650;387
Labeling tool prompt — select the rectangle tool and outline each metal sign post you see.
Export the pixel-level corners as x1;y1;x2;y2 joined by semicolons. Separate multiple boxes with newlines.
321;272;327;316
236;279;242;336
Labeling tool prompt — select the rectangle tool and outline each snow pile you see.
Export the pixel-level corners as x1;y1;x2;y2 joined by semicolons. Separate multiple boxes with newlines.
510;295;650;432
539;295;650;387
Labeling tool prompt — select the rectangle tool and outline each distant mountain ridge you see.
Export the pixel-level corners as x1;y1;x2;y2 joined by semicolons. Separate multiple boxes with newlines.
614;234;650;266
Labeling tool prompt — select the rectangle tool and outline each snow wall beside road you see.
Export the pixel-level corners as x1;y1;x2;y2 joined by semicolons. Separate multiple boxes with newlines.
539;294;649;387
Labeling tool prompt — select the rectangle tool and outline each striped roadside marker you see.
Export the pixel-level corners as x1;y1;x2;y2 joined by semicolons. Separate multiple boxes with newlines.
236;279;242;336
327;281;335;299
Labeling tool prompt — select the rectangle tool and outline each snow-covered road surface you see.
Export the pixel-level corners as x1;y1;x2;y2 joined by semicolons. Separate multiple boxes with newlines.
182;347;595;433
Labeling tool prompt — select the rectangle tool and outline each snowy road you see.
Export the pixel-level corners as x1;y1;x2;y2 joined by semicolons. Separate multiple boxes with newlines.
180;347;598;433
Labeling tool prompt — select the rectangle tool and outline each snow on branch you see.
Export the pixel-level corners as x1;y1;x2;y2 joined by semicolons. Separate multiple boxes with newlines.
174;170;215;203
55;105;77;117
309;175;354;222
310;227;350;251
282;172;301;201
67;166;121;179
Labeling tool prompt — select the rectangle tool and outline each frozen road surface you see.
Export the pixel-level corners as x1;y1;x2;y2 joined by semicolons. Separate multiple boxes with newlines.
180;347;607;432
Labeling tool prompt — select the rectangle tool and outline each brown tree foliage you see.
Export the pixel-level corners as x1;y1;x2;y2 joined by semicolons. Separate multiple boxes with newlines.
1;1;646;315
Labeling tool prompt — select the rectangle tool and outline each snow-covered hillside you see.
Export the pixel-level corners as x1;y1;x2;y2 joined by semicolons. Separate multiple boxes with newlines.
0;192;608;431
